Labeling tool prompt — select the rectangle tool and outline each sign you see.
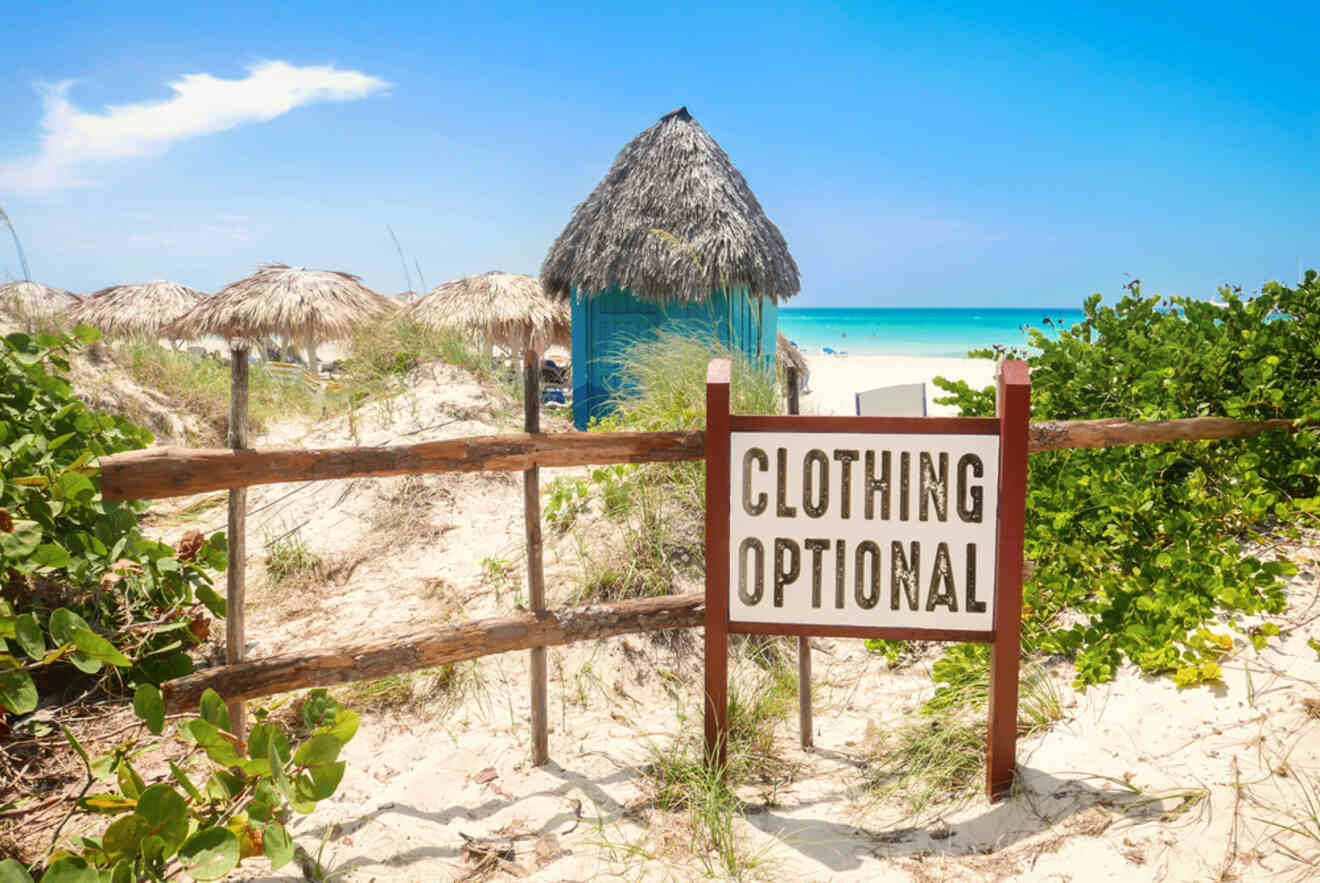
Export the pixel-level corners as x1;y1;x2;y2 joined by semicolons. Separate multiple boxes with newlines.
701;358;1031;803
729;431;999;632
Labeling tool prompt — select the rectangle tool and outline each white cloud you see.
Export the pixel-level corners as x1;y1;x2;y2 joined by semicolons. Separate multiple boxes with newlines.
0;61;390;194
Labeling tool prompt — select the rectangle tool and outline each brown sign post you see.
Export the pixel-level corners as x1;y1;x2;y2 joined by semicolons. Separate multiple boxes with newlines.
703;358;1030;801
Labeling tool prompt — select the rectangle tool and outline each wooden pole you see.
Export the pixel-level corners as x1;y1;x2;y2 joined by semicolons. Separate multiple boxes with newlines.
987;360;1030;801
523;349;548;766
161;592;705;712
786;366;800;417
704;359;731;770
226;342;250;738
785;366;812;749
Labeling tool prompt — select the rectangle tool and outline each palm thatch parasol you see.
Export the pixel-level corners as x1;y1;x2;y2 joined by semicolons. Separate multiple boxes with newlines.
168;263;396;368
540;107;800;305
407;269;570;766
0;281;81;320
777;331;807;377
68;280;207;340
406;272;570;356
167;263;393;738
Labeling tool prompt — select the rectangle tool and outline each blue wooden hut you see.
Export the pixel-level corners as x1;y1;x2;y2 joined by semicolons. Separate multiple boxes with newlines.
541;107;800;428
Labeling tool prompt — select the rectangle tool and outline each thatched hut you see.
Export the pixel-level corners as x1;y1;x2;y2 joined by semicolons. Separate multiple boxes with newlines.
68;281;206;341
168;264;395;369
0;281;81;321
541;106;799;427
405;272;570;357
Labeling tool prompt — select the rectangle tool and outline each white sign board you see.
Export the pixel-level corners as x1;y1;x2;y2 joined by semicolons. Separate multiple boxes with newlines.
728;431;1000;632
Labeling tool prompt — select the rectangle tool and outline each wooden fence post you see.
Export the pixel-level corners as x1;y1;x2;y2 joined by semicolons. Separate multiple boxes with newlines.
786;365;800;417
785;366;812;749
524;349;548;766
987;360;1030;801
226;342;250;739
704;359;731;770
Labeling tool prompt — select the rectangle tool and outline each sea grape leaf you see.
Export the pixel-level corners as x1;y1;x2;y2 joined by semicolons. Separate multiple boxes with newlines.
13;614;44;660
132;684;165;735
133;784;189;856
178;827;240;881
263;821;294;869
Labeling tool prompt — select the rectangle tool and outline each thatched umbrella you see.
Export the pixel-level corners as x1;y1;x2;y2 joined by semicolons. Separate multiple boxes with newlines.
777;331;807;377
406;270;571;767
0;281;81;320
540;106;800;306
168;263;395;370
166;263;392;739
68;280;206;341
405;272;570;358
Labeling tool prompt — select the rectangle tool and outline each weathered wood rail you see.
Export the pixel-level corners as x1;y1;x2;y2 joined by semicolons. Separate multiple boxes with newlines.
99;403;1312;750
99;431;705;500
162;592;704;712
99;416;1302;501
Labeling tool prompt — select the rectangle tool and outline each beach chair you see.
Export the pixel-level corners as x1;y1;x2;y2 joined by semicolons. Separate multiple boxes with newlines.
541;359;569;386
855;382;926;417
540;359;570;407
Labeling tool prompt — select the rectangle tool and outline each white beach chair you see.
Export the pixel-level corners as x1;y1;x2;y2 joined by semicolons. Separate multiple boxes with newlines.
855;383;927;417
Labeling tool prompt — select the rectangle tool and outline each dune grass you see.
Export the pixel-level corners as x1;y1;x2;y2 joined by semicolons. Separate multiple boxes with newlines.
116;339;336;443
862;661;1064;820
640;640;796;878
555;329;782;603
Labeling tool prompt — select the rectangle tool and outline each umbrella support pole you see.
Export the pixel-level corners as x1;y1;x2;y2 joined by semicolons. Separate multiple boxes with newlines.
524;348;548;765
226;343;250;739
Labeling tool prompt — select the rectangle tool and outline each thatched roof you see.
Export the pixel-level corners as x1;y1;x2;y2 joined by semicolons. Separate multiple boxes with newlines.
541;107;799;305
68;281;206;338
405;272;570;354
0;281;81;317
168;264;395;343
777;332;807;375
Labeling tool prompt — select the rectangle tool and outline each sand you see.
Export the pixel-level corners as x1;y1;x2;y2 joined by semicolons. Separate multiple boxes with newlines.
113;353;1320;882
799;353;998;417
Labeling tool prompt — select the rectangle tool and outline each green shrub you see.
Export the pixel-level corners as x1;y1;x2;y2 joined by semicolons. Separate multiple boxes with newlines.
0;327;227;715
928;274;1320;689
0;686;356;882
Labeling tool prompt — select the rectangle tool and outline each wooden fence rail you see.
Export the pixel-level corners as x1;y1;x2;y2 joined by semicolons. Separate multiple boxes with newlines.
162;592;704;712
99;416;1302;502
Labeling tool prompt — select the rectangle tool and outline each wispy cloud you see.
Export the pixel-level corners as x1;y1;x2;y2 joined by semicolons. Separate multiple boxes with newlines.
0;61;390;195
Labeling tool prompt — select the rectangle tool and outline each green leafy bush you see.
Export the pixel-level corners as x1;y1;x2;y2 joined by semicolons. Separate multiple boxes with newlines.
0;327;226;716
928;275;1320;689
0;685;356;882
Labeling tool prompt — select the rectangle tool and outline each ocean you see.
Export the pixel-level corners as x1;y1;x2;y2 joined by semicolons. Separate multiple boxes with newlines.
777;307;1088;358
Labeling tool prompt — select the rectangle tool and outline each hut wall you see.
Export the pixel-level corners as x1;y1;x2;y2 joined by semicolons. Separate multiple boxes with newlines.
570;286;778;429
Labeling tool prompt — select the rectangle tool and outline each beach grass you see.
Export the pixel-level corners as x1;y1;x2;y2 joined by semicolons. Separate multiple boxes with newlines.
559;329;782;603
116;339;337;442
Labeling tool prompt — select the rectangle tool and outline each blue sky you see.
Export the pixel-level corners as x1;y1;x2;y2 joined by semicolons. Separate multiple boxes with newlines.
2;1;1316;307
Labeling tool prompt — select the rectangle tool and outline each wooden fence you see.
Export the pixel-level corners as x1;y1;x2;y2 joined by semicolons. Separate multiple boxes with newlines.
98;381;1308;761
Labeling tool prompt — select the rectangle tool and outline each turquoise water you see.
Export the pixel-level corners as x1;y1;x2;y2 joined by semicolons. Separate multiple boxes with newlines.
777;307;1088;358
